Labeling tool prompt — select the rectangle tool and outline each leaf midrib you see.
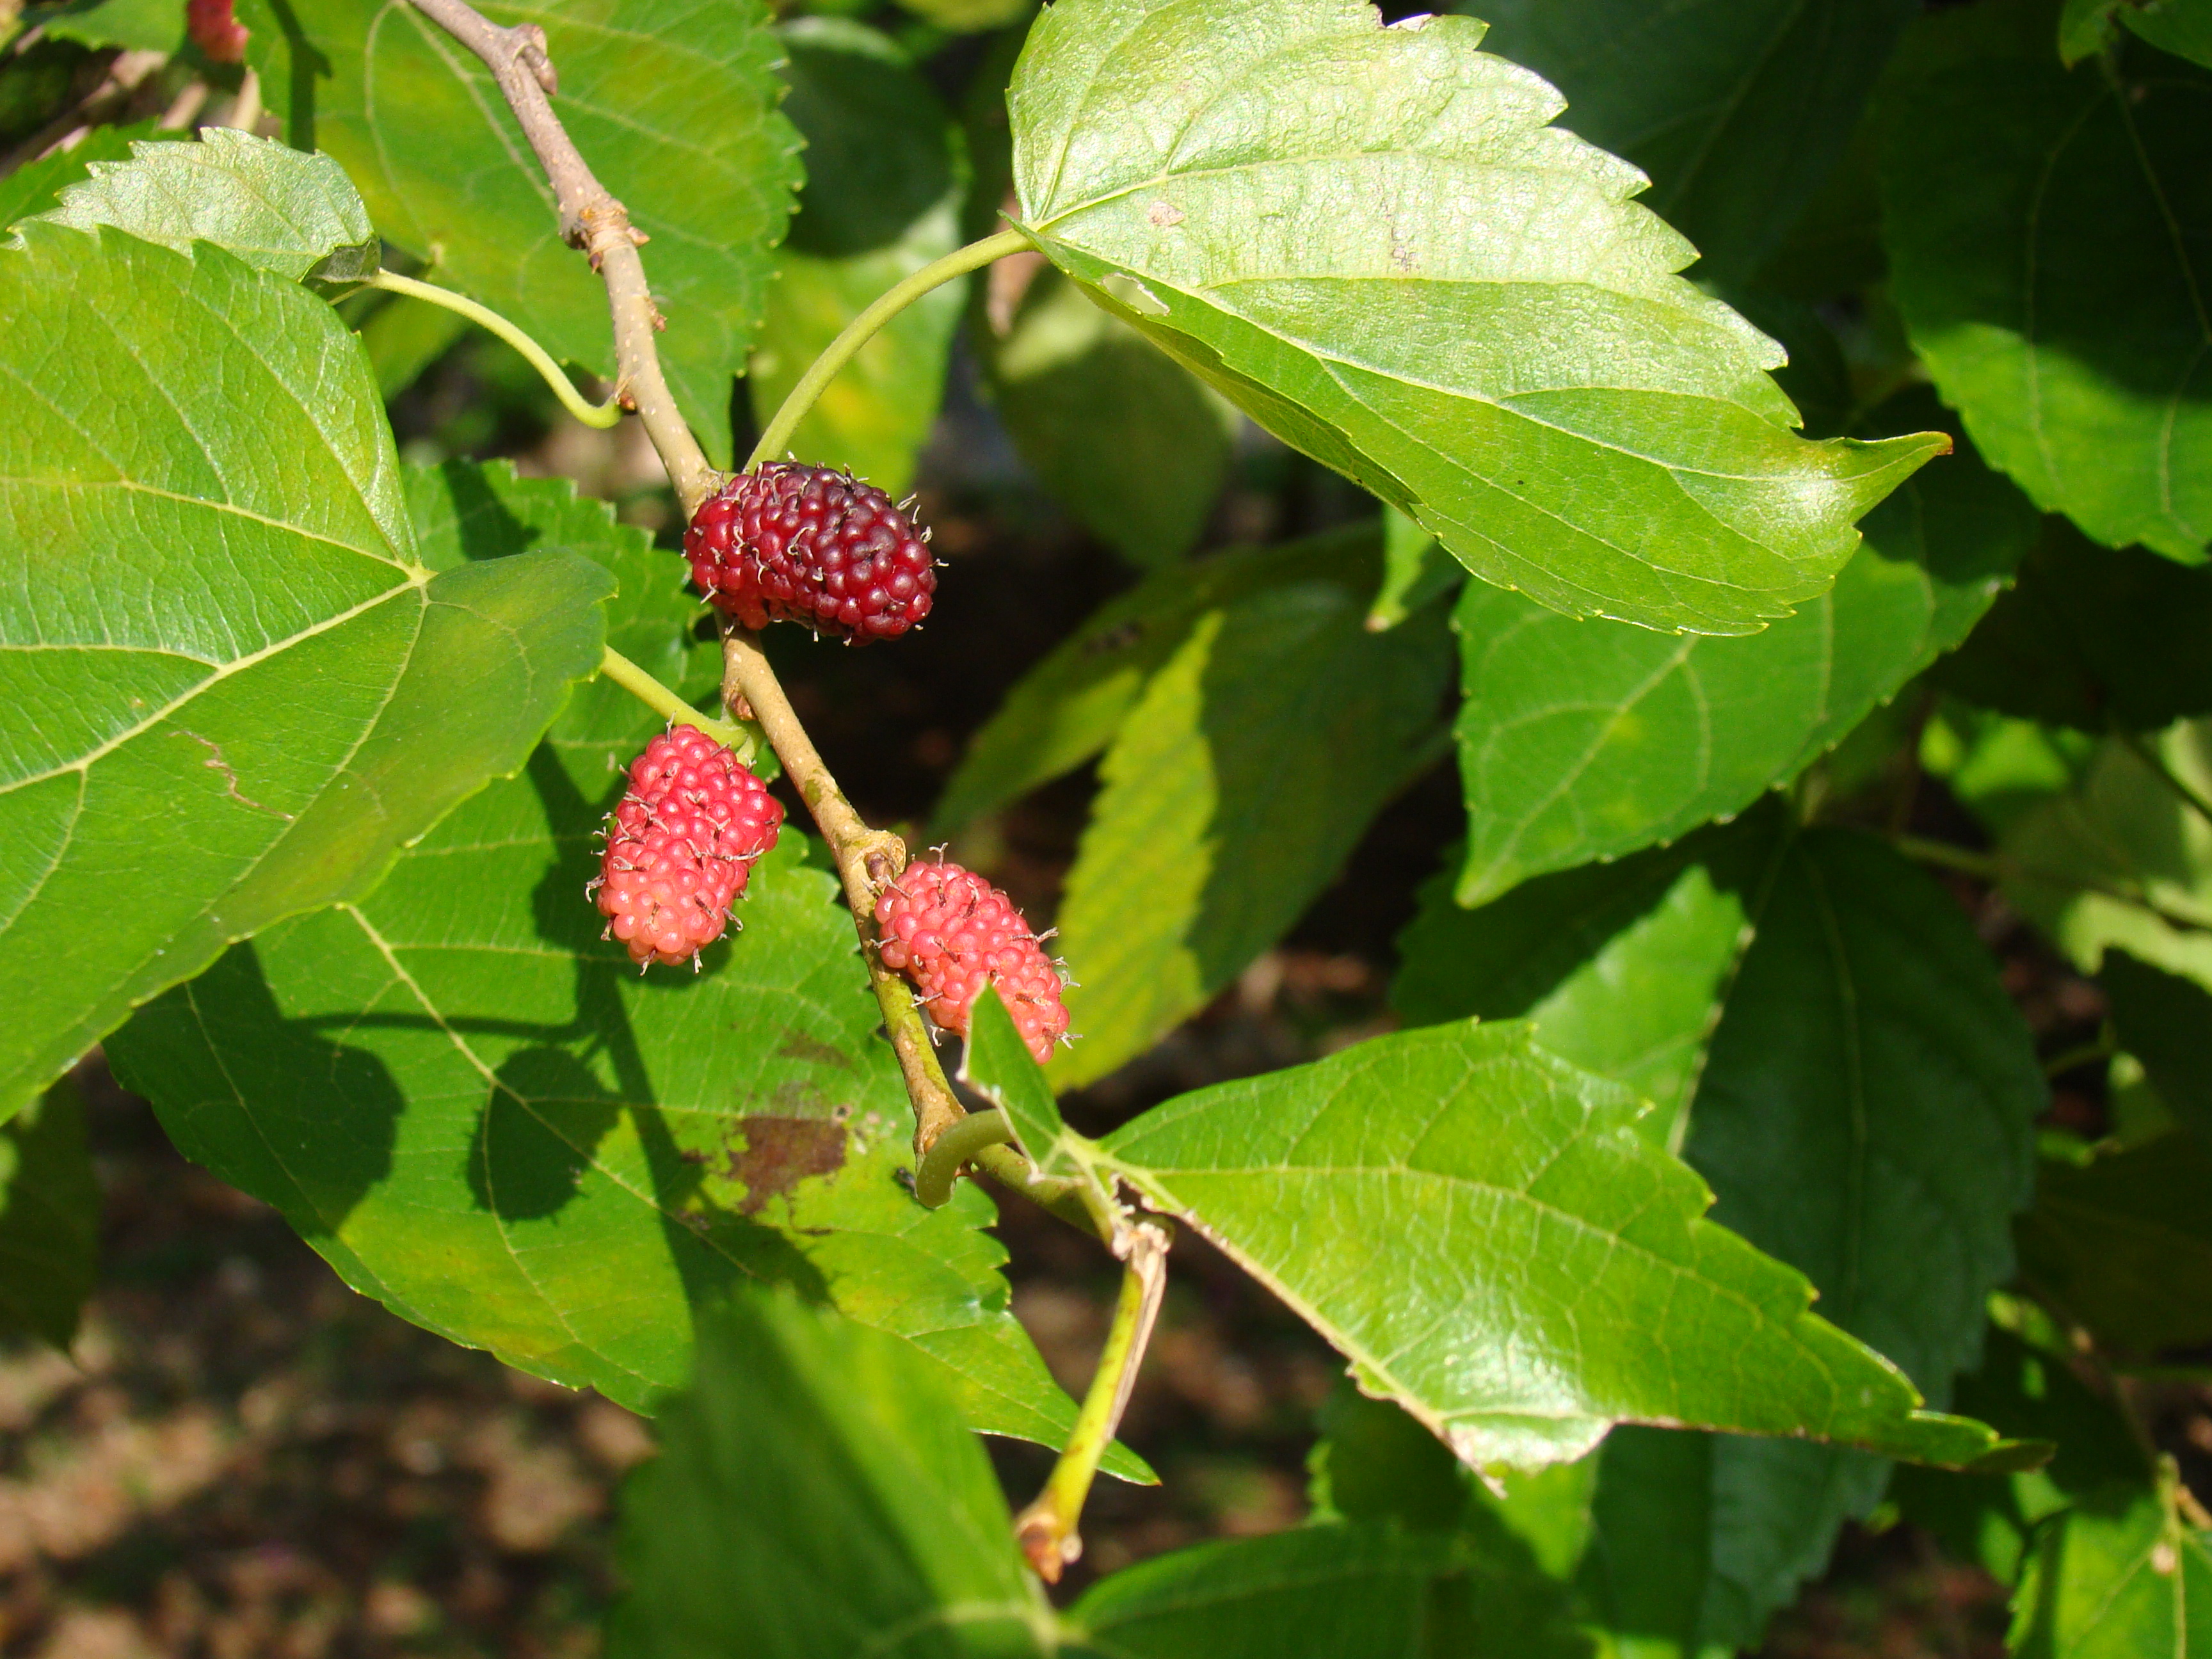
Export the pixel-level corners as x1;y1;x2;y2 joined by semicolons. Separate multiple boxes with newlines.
0;580;424;799
1035;151;1662;262
1085;255;1873;515
0;476;417;579
1105;1063;1854;1401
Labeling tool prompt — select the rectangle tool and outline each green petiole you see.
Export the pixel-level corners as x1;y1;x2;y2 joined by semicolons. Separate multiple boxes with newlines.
363;269;623;429
1013;1221;1171;1581
744;226;1032;472
913;1107;1017;1207
597;646;764;764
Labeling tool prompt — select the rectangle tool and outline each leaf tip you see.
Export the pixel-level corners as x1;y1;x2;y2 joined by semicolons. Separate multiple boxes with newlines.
1962;1436;2056;1475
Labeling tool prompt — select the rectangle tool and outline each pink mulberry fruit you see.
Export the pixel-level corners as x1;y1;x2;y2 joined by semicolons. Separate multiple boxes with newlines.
591;728;783;969
874;859;1071;1064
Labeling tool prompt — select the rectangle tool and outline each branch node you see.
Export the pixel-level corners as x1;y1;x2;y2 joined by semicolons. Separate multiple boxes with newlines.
862;840;908;894
1017;1515;1081;1580
514;23;557;93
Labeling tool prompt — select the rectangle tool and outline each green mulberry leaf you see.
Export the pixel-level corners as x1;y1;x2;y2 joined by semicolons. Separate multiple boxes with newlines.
1882;2;2212;563
1102;1020;2037;1475
243;0;803;467
0;228;609;1126
1656;826;2042;1644
28;127;378;281
1006;0;1943;634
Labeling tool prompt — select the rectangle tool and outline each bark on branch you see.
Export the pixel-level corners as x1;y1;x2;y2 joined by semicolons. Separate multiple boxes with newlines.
406;0;709;509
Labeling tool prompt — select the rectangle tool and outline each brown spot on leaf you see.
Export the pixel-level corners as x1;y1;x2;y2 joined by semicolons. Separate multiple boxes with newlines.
776;1029;856;1071
760;1078;836;1118
725;1116;846;1215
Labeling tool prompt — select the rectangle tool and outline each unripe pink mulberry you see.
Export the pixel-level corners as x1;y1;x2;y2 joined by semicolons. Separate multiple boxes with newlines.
591;728;783;969
874;860;1071;1064
187;0;248;61
684;462;937;644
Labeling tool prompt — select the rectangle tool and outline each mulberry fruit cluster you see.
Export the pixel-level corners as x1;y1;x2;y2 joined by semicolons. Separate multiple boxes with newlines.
874;860;1071;1065
592;728;783;969
186;0;248;61
684;463;936;644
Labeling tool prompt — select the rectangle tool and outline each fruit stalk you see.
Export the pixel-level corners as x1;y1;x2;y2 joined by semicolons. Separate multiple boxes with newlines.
1014;1220;1171;1581
595;646;762;763
718;630;972;1157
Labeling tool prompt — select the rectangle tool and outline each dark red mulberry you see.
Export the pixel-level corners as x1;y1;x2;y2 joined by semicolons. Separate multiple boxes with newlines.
591;728;783;968
684;463;937;644
874;860;1071;1065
